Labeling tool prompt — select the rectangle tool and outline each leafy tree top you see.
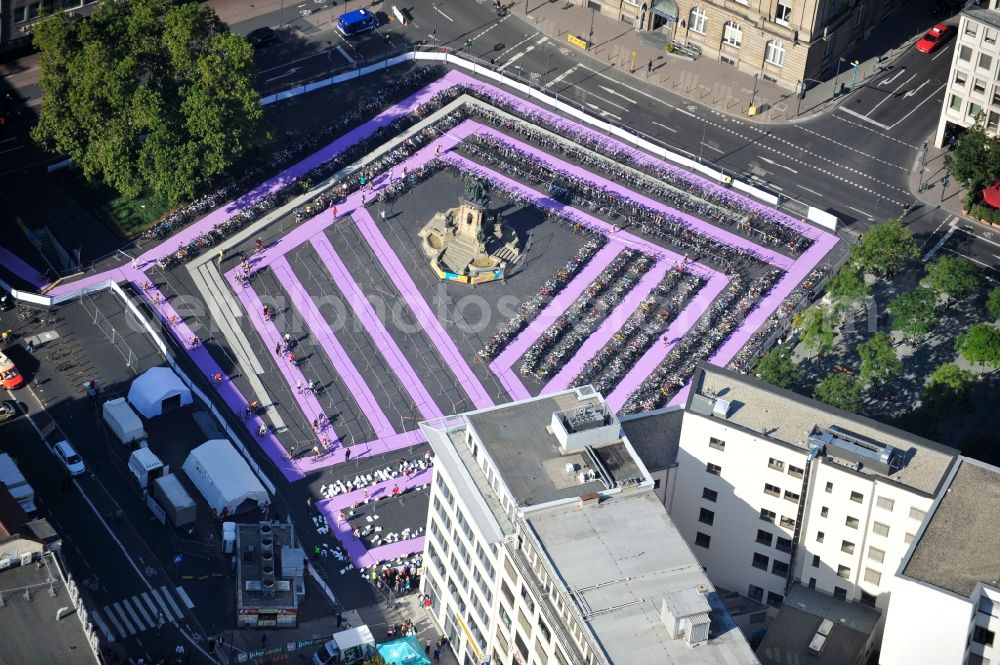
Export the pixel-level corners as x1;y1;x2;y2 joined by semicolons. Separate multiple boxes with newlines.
924;363;975;407
956;323;1000;369
858;332;901;386
815;373;863;412
988;287;1000;321
944;123;1000;193
793;305;835;356
849;219;918;278
925;255;979;300
826;264;870;306
754;344;802;390
888;287;940;339
31;0;265;205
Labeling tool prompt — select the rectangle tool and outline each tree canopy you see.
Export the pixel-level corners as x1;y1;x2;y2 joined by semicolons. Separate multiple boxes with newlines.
826;264;870;308
986;287;1000;321
858;332;901;386
31;0;265;205
849;219;919;278
925;255;979;301
944;123;1000;193
888;287;940;340
754;344;802;389
956;323;1000;370
923;363;975;407
794;305;835;357
815;373;864;412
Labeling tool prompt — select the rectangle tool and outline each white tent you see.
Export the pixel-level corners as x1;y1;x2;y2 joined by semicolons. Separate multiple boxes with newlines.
128;366;193;418
182;439;268;516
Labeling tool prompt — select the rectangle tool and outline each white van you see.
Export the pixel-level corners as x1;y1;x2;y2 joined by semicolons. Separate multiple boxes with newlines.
103;398;148;449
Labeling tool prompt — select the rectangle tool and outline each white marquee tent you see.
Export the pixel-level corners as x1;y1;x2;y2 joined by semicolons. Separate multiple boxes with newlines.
182;439;268;516
127;366;193;418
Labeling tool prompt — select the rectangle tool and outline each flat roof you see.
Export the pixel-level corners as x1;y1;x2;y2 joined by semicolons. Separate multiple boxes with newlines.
0;557;96;665
688;364;958;496
619;406;683;472
236;523;298;609
964;7;1000;31
465;391;643;507
903;458;1000;597
527;490;758;665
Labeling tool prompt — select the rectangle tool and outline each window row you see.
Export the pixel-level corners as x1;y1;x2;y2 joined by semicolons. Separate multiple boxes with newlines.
750;551;789;577
748;584;784;608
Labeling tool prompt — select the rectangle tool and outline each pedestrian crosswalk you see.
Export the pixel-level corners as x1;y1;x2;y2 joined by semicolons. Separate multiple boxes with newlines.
90;586;184;642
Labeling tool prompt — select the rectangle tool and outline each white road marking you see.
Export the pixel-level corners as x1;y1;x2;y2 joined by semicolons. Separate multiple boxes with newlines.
958;225;1000;249
434;6;454;21
498;49;530;71
652;120;677;133
796;185;824;197
90;610;116;642
837;106;891;130
111;602;137;635
578;63;677;109
130;594;155;627
0;137;17;145
943;248;1000;280
0;145;25;155
759;156;798;174
580;89;629;111
546;65;579;88
847;205;871;218
865;73;915;116
598;84;637;103
700;142;724;154
176;586;196;610
931;45;952;61
879;69;907;86
888;83;947;130
263;67;301;83
584;102;621;120
103;606;128;638
150;588;178;622
336;46;355;64
140;593;162;622
159;585;184;619
922;217;958;262
903;79;931;99
919;215;955;250
122;597;148;631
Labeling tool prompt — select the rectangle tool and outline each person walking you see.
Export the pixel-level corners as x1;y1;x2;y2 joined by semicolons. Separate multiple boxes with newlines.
433;645;441;661
217;248;224;265
344;447;351;462
647;58;653;74
308;379;316;394
296;380;302;394
379;207;387;221
275;342;282;356
425;638;432;655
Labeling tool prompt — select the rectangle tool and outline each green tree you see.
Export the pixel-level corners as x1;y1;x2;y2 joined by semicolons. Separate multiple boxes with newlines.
858;332;901;386
826;264;870;309
925;255;979;303
944;123;1000;193
363;656;389;665
794;305;835;357
815;373;864;412
924;363;976;407
849;219;919;278
31;0;265;205
956;323;1000;370
888;287;940;341
754;345;802;389
986;286;1000;321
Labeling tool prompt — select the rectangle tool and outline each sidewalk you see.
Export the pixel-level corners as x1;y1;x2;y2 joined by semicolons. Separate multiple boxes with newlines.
506;0;935;124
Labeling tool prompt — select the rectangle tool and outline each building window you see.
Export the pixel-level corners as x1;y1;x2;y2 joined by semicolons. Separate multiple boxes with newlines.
699;508;715;526
776;536;791;553
775;0;792;25
825;482;833;493
845;516;859;529
689;7;708;34
955;70;969;87
864;568;882;585
808;577;817;589
703;487;718;502
966;21;979;38
873;522;890;537
780;516;796;530
974;626;997;646
756;529;774;546
988;111;999;131
811;554;820;568
987;29;998;45
975;78;988;94
767;591;784;608
950;94;964;111
748;584;764;601
722;21;742;47
820;506;829;517
764;483;781;497
837;565;851;579
784;490;800;503
850;491;864;503
816;531;825;543
868;546;885;563
876;496;894;511
538;618;551;643
772;560;789;577
767;458;785;472
904;532;915;544
760;509;776;523
909;507;926;521
752;553;770;570
960;45;973;62
788;465;803;479
709;436;726;451
993;88;1000;105
707;462;722;475
841;540;855;554
14;6;27;22
833;586;848;600
695;532;712;548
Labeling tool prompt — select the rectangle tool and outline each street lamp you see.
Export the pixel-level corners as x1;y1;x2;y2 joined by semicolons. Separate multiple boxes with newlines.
383;34;392;69
433;3;441;46
588;7;596;50
749;73;759;111
833;57;846;96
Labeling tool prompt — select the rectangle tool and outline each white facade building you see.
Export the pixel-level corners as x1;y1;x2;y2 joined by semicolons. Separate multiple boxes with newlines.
881;458;1000;665
419;387;759;665
662;365;958;643
934;2;1000;147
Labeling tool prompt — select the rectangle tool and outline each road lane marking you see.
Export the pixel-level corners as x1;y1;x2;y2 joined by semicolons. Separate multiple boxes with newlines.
111;602;137;635
159;585;184;619
130;594;155;628
434;6;454;21
140;592;162;622
865;73;915;116
922;217;958;262
150;587;177;621
91;610;116;642
931;45;952;61
176;586;196;609
122;597;148;631
958;226;1000;249
651;121;677;133
879;68;907;86
546;65;579;88
837;107;891;130
943;248;1000;280
888;82;947;130
847;205;871;218
336;46;355;64
103;606;128;638
584;102;621;120
796;185;824;197
598;84;637;103
700;142;724;153
759;156;798;174
903;79;931;99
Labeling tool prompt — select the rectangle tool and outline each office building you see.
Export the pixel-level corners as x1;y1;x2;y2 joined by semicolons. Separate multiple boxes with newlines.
934;2;1000;146
881;458;1000;665
0;0;100;51
419;387;759;665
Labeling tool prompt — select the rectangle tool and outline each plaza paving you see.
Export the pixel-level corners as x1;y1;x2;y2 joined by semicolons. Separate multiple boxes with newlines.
27;68;840;585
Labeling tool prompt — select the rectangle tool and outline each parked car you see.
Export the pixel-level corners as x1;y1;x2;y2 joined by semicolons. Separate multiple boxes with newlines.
0;402;18;422
337;9;378;37
54;440;86;476
0;351;24;390
916;23;953;53
247;27;278;48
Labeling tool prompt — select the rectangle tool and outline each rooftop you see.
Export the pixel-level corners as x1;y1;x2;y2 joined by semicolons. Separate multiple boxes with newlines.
0;554;96;665
688;364;958;496
964;5;1000;31
756;585;880;665
903;458;1000;597
464;389;645;507
620;406;683;472
527;490;759;665
236;522;300;610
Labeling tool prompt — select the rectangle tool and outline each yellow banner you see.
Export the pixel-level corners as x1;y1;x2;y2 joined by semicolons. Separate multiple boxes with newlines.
455;614;483;660
567;34;587;49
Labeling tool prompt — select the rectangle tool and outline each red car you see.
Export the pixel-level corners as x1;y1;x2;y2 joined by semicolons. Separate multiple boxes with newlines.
916;23;953;53
0;352;23;390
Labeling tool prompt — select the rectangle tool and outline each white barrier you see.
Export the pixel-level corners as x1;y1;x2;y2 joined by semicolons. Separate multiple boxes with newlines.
807;207;839;231
10;288;53;307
